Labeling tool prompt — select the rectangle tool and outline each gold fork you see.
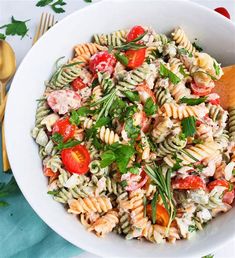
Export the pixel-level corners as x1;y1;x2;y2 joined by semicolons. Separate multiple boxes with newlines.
2;13;56;172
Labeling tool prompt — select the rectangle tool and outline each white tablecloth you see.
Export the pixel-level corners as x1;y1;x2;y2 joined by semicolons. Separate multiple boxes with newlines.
0;0;235;257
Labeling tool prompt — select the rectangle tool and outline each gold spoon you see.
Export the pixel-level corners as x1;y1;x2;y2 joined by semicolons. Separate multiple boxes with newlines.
213;65;235;109
0;40;16;172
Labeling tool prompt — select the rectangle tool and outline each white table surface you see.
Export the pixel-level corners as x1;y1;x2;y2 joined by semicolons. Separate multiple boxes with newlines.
1;0;235;257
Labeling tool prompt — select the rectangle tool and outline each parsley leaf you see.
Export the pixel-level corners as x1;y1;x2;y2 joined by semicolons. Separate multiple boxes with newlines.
36;0;53;6
188;224;198;233
0;33;6;40
56;139;81;151
100;150;116;168
178;48;189;55
124;91;140;102
0;16;30;39
181;116;196;137
144;97;157;116
114;52;128;66
129;165;140;174
213;61;220;76
51;132;63;144
180;97;207;106
124;119;140;140
179;65;190;78
159;63;181;85
47;190;59;196
0;177;19;207
51;0;66;13
84;0;92;2
192;42;203;52
202;255;214;258
120;180;128;188
95;117;111;128
70;110;80;125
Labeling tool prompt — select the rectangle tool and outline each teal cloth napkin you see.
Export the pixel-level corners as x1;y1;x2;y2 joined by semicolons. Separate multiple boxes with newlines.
0;159;83;258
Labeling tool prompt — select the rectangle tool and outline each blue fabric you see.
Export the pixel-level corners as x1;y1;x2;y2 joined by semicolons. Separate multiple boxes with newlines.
0;142;83;258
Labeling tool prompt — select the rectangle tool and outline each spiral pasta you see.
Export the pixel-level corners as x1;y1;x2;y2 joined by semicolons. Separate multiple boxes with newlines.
34;100;51;128
168;82;191;102
99;126;120;145
93;29;127;46
172;27;196;54
155;87;173;106
74;43;107;57
228;107;235;142
97;72;114;93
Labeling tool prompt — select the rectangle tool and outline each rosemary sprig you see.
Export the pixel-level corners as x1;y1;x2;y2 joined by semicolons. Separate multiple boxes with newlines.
90;89;117;120
145;165;176;231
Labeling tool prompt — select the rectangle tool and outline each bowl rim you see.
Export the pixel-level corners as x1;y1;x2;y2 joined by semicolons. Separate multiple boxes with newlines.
5;0;235;257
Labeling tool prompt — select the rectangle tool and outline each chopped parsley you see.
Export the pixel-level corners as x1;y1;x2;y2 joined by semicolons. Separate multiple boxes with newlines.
213;61;220;76
69;110;81;125
124;91;140;103
0;33;6;40
202;255;214;258
36;0;66;13
47;190;59;196
51;132;81;150
192;42;203;52
144;97;158;116
181;116;196;137
124;119;140;140
188;224;198;233
114;52;129;66
159;63;181;85
120;180;128;188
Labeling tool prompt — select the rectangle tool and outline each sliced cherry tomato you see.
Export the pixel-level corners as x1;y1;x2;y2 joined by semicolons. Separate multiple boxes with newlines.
136;83;156;103
207;179;230;192
125;48;146;69
223;190;235;205
146;204;170;227
125;171;148;191
52;117;76;142
89;51;116;74
127;25;145;42
71;77;87;90
209;98;220;105
172;175;206;190
61;145;90;174
43;167;59;181
214;7;231;19
191;82;212;96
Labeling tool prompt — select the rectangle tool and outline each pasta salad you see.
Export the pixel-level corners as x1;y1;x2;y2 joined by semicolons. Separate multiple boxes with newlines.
32;25;235;243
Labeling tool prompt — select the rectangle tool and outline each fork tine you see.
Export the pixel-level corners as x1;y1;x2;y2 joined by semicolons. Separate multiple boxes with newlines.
41;13;48;37
32;12;44;45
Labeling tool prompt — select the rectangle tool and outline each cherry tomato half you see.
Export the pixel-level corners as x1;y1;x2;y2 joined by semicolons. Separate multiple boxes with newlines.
191;82;212;96
214;7;231;19
127;25;145;42
172;175;206;190
125;171;148;191
146;204;170;227
207;179;230;192
71;77;87;90
52;117;76;142
136;83;156;104
89;51;116;74
125;48;146;69
61;145;90;174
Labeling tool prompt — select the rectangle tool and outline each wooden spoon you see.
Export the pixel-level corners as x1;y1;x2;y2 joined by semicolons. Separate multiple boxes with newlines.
213;65;235;110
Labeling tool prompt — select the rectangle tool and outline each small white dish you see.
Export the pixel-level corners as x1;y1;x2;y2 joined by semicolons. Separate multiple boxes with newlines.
5;0;235;257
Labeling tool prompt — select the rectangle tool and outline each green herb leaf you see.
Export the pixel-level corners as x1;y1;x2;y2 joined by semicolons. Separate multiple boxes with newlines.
188;224;198;233
160;63;181;85
70;110;80;125
192;138;204;144
180;97;207;106
84;0;92;2
47;190;59;196
171;153;183;171
36;0;53;6
95;117;111;128
0;16;30;39
178;48;189;55
56;139;81;151
151;191;158;224
114;52;128;66
181;116;196;137
100;150;116;168
0;177;19;198
92;136;103;150
91;77;99;88
124;91;140;102
51;0;66;13
129;166;140;174
179;65;190;78
120;180;128;188
202;254;214;258
213;61;220;76
124;119;140;140
51;133;63;144
0;201;9;207
192;42;203;52
0;33;6;40
76;106;92;117
115;144;135;173
144;97;158;116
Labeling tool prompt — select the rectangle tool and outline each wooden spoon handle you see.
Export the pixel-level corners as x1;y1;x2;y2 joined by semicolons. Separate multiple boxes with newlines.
0;94;7;122
0;81;6;106
2;120;10;172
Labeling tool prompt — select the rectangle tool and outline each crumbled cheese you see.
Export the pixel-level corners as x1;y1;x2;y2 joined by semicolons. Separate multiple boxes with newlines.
196;207;212;223
63;174;80;188
224;162;235;181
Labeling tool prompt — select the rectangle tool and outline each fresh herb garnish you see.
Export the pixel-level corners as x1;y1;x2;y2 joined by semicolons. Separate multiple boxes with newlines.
180;97;207;106
36;0;66;13
192;42;203;52
47;190;59;196
144;97;158;116
0;177;19;207
178;48;189;55
100;143;135;173
145;165;176;231
84;0;92;2
124;91;140;102
0;33;6;40
95;117;111;128
171;153;183;171
124;119;140;140
192;138;204;144
114;52;129;66
129;166;140;175
51;132;63;143
202;254;214;258
159;63;181;85
120;180;128;188
181;116;196;137
151;191;158;224
0;16;30;39
179;65;190;78
56;139;81;151
213;61;220;76
69;110;81;125
188;224;198;232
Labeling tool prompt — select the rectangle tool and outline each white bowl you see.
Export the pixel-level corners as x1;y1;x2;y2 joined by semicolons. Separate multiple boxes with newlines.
5;0;235;257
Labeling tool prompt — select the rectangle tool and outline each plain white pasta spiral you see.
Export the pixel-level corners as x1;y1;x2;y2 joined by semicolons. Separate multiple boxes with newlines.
99;126;120;145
